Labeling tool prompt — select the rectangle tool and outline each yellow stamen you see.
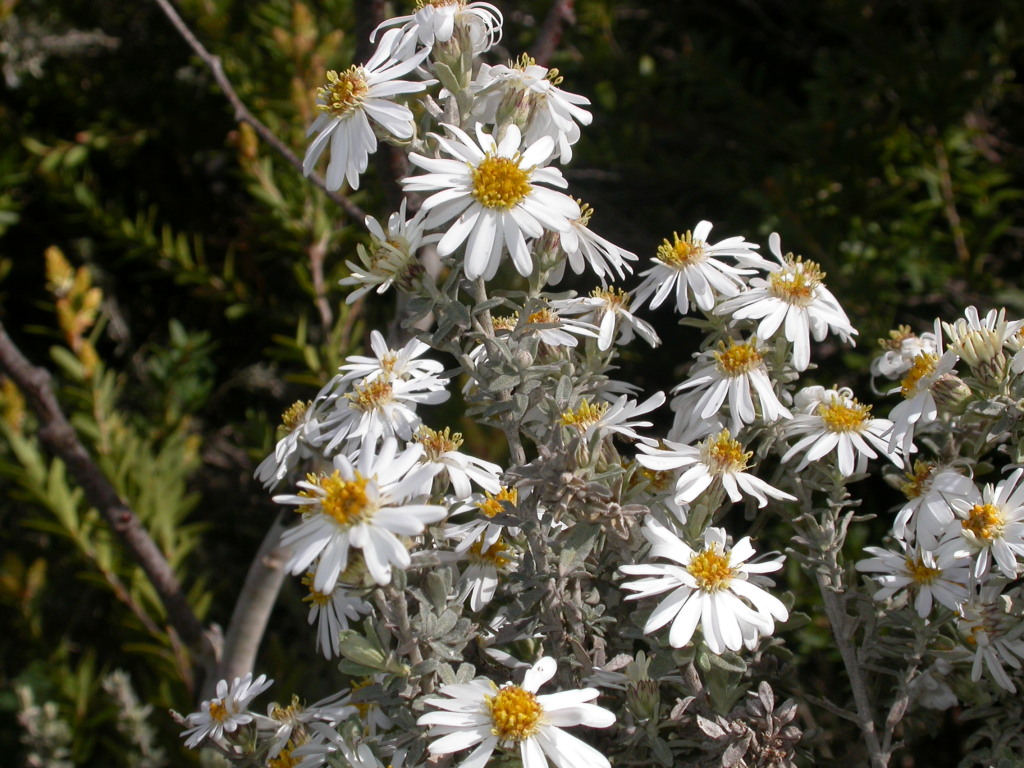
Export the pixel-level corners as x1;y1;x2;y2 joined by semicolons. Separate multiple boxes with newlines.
317;67;369;118
714;339;763;376
268;744;301;768
492;314;518;331
701;429;751;473
900;353;938;397
962;503;1004;541
208;699;229;722
347;379;394;412
468;537;512;568
590;285;630;310
477;487;517;518
415;425;464;459
817;396;871;433
905;556;941;585
301;471;371;527
526;308;557;325
900;460;936;500
767;255;825;306
472;154;532;210
280;400;311;432
878;325;915;352
301;573;332;606
486;684;542;742
688;544;734;592
656;230;705;268
560;399;609;430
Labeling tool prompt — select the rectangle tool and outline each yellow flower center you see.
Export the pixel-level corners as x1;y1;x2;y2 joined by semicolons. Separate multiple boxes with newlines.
269;697;303;724
415;425;464;459
900;460;936;500
268;744;301;768
904;556;941;585
714;339;763;377
688;544;734;592
477;487;517;518
590;285;630;310
301;573;332;606
878;325;915;352
280;400;311;432
317;67;369;118
302;471;371;527
348;379;394;412
492;314;518;331
900;353;938;397
560;399;609;430
634;465;673;492
208;698;229;722
701;429;751;474
816;396;871;433
576;200;595;227
656;230;706;268
767;256;825;306
417;0;460;8
963;503;1004;541
468;536;512;568
472;154;532;210
487;684;543;742
527;308;557;325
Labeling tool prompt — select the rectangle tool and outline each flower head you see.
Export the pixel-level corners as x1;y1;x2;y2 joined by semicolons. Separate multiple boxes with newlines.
180;673;273;748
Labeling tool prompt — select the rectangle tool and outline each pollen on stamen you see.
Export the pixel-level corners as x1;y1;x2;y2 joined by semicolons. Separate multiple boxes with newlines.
656;230;706;268
526;308;558;325
688;545;734;592
878;325;916;352
900;460;936;500
701;429;751;474
900;353;938;397
962;503;1004;542
767;255;825;306
471;155;532;210
590;285;630;310
486;684;542;743
714;339;763;376
415;425;464;459
317;67;369;118
477;487;517;518
302;470;371;527
280;400;312;433
468;536;512;568
301;573;333;606
208;698;230;723
904;556;941;585
560;399;609;430
817;396;871;433
348;378;394;412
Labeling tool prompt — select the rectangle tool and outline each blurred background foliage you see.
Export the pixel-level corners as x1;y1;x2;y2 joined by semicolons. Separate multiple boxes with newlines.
0;0;1022;765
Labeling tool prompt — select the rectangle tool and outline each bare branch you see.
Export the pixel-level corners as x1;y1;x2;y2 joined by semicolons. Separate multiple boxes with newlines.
0;321;211;657
150;0;366;221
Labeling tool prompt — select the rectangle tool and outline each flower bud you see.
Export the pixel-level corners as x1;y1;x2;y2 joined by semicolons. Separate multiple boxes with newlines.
931;373;972;413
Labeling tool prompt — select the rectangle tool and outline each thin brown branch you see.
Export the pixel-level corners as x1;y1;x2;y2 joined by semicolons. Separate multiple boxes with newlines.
530;0;576;66
933;134;971;266
0;321;211;656
150;0;366;221
308;233;334;335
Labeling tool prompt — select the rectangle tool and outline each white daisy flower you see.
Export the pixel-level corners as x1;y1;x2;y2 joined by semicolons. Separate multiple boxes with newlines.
276;438;446;590
546;203;638;284
403;123;580;280
294;726;383;768
670;336;792;437
949;468;1024;579
631;221;763;316
265;692;357;759
781;386;903;477
886;349;960;456
340;200;440;303
892;462;978;548
957;584;1024;693
445;486;520;553
339;330;446;386
636;430;795;508
414;425;502;499
372;0;502;61
302;575;371;659
855;539;970;618
551;287;660;351
715;232;856;371
255;398;323;490
458;534;516;612
472;57;593;164
489;304;599;349
336;676;394;736
871;325;940;381
418;656;615;768
619;520;789;653
304;31;431;191
180;673;273;748
558;392;666;446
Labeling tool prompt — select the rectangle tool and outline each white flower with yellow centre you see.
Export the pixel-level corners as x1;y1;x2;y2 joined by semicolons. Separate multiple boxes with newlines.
459;534;516;611
403;123;581;280
782;386;903;477
301;575;371;660
414;425;502;499
551;287;660;350
949;469;1024;579
636;430;795;508
956;584;1024;693
620;521;789;653
275;438;446;590
715;232;856;371
559;391;665;446
446;486;520;553
871;325;940;380
339;330;446;386
418;656;615;768
631;221;763;316
372;0;503;61
181;673;274;748
670;336;792;437
255;397;322;489
855;540;970;618
892;463;977;548
304;31;431;191
886;348;960;456
547;202;638;284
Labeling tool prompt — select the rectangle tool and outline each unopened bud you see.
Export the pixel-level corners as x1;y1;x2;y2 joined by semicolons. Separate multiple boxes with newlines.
626;679;661;722
932;373;972;413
